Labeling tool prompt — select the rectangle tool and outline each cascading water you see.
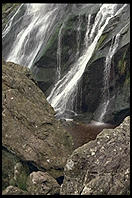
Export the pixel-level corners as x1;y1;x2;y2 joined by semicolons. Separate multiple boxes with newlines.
47;4;126;119
98;21;129;122
2;3;128;121
76;14;81;59
56;22;65;80
2;3;69;68
84;14;91;48
98;34;121;122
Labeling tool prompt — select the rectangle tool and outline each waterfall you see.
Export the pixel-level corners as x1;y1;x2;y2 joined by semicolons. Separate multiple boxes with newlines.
56;22;65;80
84;14;91;47
2;4;68;68
2;3;128;120
98;21;129;122
47;4;125;119
76;14;81;58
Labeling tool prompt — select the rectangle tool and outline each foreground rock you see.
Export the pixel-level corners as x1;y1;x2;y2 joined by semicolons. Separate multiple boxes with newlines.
26;171;60;195
2;61;74;180
60;116;130;195
2;186;29;195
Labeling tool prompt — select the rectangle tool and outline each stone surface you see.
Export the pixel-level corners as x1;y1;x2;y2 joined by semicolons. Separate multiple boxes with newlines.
60;116;130;195
2;186;29;195
2;61;74;179
26;171;60;195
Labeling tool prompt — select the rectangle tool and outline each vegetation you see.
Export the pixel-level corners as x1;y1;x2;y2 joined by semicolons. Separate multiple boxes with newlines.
2;3;21;30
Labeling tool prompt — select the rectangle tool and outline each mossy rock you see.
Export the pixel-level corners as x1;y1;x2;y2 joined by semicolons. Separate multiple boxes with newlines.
2;148;20;190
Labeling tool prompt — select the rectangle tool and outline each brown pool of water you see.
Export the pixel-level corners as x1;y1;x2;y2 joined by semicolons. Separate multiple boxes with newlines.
63;120;116;149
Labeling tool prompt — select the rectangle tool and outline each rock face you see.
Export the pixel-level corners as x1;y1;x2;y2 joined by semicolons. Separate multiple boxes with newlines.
26;171;60;195
2;61;74;180
60;116;130;195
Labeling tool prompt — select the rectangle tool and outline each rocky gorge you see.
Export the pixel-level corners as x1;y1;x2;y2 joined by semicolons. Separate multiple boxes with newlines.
2;3;130;195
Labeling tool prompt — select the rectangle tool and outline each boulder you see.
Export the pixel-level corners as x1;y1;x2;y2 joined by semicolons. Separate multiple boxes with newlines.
2;186;29;195
26;171;60;195
2;61;74;179
60;116;130;195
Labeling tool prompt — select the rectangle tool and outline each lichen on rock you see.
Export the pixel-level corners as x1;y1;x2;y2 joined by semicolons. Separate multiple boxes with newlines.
60;116;130;195
26;171;60;195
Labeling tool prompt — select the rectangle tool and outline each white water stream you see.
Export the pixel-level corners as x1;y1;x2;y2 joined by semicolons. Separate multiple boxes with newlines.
2;4;67;68
98;21;129;122
47;4;126;118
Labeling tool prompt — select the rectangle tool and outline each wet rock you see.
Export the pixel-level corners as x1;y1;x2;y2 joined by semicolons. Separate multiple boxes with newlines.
26;171;60;195
2;62;74;179
60;116;130;195
2;186;29;195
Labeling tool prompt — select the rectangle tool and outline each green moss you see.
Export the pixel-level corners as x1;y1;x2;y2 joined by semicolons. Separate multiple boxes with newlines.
118;60;126;74
95;33;107;51
2;149;20;190
9;178;16;186
117;49;127;75
64;15;76;31
2;3;20;11
124;72;130;86
17;173;28;191
2;3;21;30
33;24;61;65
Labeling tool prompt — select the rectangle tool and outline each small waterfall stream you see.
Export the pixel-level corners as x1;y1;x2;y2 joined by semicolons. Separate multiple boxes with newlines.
98;21;129;122
56;21;65;80
2;4;68;68
84;14;91;48
98;34;121;122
